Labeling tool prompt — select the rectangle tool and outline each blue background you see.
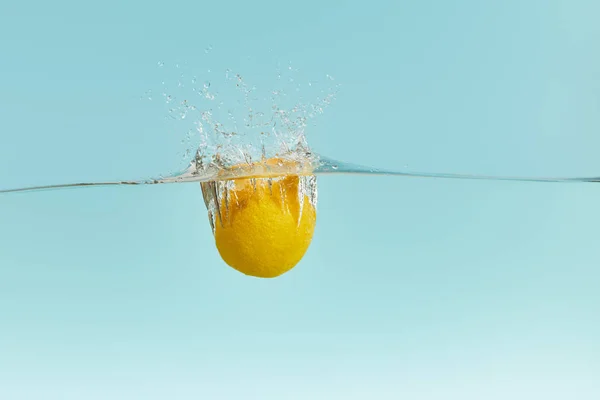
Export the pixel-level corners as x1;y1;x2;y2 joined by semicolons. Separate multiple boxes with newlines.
1;0;599;399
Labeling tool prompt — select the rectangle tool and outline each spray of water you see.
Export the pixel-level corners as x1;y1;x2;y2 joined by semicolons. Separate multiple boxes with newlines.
1;59;599;195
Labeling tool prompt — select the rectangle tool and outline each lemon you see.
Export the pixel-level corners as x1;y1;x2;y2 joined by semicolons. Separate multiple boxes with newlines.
202;158;317;278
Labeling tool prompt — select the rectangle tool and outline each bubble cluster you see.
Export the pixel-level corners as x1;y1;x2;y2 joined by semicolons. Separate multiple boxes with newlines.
148;55;341;176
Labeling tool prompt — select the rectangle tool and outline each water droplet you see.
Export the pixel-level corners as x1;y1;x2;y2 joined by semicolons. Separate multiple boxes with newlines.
157;61;164;67
205;45;213;54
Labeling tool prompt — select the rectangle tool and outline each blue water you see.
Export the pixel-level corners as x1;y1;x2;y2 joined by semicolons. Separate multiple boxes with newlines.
0;1;599;399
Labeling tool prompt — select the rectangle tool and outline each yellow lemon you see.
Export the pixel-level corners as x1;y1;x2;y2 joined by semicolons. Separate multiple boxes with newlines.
202;158;317;278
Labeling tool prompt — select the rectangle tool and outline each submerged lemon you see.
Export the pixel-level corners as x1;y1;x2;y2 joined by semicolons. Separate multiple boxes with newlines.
201;158;317;278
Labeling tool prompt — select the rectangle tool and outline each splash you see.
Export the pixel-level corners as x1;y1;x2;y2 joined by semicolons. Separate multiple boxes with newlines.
154;59;340;178
200;163;319;234
1;58;600;196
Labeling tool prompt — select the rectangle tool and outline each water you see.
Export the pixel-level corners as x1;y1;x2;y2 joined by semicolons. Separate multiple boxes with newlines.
2;154;599;195
0;59;600;194
2;61;599;196
2;150;599;195
8;64;600;193
2;2;600;398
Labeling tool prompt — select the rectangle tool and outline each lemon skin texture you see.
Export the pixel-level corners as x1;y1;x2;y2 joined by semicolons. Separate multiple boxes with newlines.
214;174;316;278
